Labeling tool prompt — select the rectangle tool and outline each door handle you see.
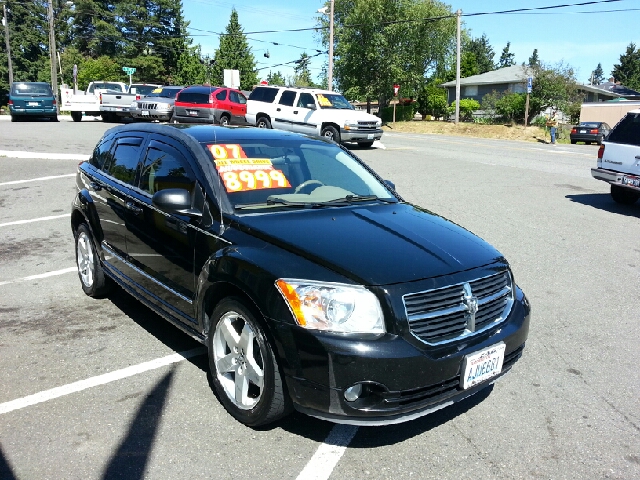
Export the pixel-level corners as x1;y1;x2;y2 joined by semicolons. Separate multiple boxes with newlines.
125;202;143;214
276;107;281;112
89;182;102;191
293;110;298;114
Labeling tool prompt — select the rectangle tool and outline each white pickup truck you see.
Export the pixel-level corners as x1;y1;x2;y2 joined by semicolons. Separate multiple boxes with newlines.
591;109;640;205
99;83;161;122
61;81;128;122
246;86;383;148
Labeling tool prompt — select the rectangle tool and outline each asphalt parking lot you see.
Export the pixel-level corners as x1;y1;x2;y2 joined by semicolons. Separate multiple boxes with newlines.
1;117;639;479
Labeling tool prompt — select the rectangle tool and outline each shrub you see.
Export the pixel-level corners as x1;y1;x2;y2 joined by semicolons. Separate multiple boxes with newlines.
381;104;415;122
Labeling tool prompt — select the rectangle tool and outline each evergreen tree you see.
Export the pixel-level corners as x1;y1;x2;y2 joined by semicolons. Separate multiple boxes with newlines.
528;48;540;67
611;43;640;90
591;63;604;85
174;44;206;85
71;0;122;58
464;34;494;74
292;53;315;87
460;51;479;78
210;9;257;90
266;70;286;86
498;42;516;68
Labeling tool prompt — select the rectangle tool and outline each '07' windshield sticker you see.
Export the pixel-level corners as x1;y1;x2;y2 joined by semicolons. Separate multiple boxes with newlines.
208;144;291;192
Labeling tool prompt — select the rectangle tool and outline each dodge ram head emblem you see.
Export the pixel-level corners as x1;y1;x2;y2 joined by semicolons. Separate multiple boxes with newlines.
462;283;479;331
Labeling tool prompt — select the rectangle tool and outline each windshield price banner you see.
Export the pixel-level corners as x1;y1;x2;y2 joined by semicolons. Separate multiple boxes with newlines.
208;144;291;192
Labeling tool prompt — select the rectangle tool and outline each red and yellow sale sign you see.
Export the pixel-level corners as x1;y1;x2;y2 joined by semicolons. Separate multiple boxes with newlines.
208;144;291;192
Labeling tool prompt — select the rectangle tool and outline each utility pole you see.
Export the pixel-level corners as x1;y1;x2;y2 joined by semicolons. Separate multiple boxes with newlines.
454;9;461;125
48;0;59;113
2;3;12;85
328;0;334;91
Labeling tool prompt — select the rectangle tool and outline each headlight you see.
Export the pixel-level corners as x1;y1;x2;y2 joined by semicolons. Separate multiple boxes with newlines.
376;119;382;127
276;279;385;334
344;120;359;130
130;101;138;108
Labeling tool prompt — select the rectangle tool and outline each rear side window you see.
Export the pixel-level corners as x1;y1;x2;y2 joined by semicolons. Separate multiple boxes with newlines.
216;90;227;101
90;136;115;170
249;87;278;103
177;91;211;104
105;138;143;185
230;91;246;104
139;143;195;195
11;83;53;96
607;113;640;146
279;91;296;107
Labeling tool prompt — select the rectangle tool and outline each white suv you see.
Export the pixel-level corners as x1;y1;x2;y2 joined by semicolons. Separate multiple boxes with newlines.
246;86;383;148
591;109;640;205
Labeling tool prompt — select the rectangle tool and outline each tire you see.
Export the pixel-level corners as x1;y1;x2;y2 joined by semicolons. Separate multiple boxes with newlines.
10;115;20;122
50;115;59;122
256;116;272;129
208;298;291;427
610;185;640;205
359;141;374;148
570;139;576;144
71;111;83;122
75;224;113;297
169;114;178;124
321;125;341;143
219;114;230;126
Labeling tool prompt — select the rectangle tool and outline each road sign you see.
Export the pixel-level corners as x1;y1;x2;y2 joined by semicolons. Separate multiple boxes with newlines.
527;77;532;94
122;67;136;75
393;84;400;96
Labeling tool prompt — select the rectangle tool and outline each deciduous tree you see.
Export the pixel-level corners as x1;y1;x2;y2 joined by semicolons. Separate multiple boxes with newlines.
464;33;495;74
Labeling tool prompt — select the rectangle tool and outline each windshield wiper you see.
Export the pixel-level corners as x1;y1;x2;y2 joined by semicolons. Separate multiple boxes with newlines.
317;195;397;205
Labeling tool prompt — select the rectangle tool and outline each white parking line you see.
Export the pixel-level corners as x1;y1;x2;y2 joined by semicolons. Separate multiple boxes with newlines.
0;150;89;161
0;213;70;228
0;266;77;286
0;347;206;415
0;173;75;187
296;424;359;480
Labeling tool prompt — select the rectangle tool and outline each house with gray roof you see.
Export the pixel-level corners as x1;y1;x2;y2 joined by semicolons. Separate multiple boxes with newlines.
441;65;530;104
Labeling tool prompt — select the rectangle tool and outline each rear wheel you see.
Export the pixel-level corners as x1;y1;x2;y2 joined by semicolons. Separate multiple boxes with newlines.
75;224;113;297
321;125;341;144
71;111;83;122
219;114;230;126
256;116;272;129
169;114;178;124
570;139;576;144
50;114;59;122
611;185;640;205
10;115;20;122
208;298;291;427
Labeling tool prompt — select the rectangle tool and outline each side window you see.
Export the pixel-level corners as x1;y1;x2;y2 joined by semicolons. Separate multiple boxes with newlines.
216;90;227;101
607;113;640;146
139;144;196;195
229;91;239;103
90;136;114;170
279;90;296;107
297;93;315;108
106;138;143;185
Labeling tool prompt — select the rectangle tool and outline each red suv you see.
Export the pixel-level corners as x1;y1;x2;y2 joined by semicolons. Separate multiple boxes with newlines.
172;85;248;125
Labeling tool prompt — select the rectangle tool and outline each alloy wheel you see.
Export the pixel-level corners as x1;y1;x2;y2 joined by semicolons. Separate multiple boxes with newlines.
76;231;95;288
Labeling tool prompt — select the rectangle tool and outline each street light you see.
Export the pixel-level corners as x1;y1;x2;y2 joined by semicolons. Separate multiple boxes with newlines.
317;0;334;91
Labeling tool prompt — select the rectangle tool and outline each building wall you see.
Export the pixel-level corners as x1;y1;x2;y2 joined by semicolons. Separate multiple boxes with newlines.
580;102;640;127
446;82;524;104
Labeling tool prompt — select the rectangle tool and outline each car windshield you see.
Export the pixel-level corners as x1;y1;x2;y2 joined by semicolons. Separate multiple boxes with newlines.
12;83;53;96
158;88;182;99
315;93;354;110
580;122;600;128
204;136;395;210
132;85;160;96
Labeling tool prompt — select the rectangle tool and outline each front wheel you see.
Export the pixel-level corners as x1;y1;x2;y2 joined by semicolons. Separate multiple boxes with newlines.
321;125;341;144
256;117;271;129
611;184;640;205
208;298;291;427
75;224;113;297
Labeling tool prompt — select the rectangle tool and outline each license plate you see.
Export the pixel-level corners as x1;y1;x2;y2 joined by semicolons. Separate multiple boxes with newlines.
141;111;149;116
187;110;198;116
621;175;640;187
367;134;374;140
28;102;39;106
461;343;506;389
580;129;586;133
116;108;123;111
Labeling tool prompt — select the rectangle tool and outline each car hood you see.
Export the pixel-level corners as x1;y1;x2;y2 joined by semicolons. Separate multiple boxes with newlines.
322;109;380;123
139;97;175;105
234;203;504;285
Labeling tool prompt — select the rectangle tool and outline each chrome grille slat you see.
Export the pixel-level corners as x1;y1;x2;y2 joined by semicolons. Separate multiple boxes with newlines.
403;270;514;345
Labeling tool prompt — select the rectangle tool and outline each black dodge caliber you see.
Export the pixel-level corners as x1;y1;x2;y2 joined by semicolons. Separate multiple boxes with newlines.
71;123;530;426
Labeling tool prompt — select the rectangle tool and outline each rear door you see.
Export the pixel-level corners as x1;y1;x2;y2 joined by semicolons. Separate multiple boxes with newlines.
272;89;297;131
229;90;247;124
124;137;199;322
603;112;640;175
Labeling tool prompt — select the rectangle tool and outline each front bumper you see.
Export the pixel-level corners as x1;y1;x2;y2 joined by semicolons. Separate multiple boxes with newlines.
274;287;531;425
131;108;172;121
570;133;601;143
591;167;640;191
340;128;383;143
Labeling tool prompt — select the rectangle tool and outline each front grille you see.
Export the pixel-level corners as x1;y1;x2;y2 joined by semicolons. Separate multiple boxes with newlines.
357;121;379;130
403;270;513;345
139;102;158;109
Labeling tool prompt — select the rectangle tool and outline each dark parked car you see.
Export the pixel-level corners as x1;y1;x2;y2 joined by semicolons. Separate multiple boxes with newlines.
172;85;247;125
71;124;530;427
8;81;58;122
570;121;611;145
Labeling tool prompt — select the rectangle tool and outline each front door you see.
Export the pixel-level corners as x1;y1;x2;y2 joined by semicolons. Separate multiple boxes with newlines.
289;92;318;135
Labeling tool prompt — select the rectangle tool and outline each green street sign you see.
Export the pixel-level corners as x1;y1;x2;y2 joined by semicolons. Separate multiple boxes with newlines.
122;67;136;74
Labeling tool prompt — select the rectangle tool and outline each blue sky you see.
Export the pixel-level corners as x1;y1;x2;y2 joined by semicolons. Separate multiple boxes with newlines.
181;0;638;86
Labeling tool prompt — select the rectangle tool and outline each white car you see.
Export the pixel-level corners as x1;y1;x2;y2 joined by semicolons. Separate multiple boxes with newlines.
591;109;640;205
246;86;383;148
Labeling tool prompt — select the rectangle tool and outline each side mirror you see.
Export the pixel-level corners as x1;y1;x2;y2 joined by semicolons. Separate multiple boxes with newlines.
152;188;202;218
384;180;396;191
306;103;317;110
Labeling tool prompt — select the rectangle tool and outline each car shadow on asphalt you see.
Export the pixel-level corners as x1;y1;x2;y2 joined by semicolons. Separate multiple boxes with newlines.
566;193;640;218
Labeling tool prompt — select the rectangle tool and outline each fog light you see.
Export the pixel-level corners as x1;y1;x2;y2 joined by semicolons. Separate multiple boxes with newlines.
344;384;362;402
